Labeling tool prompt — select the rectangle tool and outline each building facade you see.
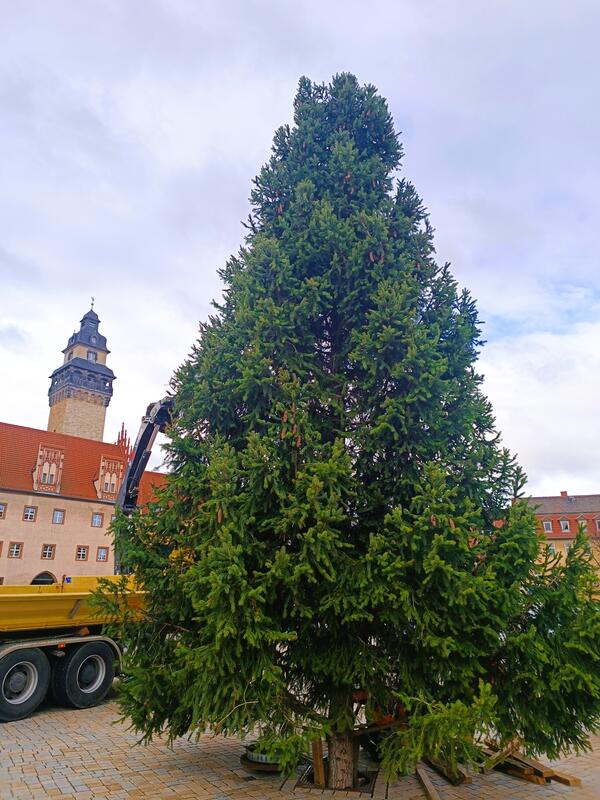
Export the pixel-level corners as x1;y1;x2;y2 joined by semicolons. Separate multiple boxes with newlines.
527;490;600;559
0;422;164;585
0;305;166;585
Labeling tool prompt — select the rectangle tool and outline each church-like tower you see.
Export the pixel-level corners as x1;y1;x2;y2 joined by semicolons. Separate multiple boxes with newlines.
47;306;116;441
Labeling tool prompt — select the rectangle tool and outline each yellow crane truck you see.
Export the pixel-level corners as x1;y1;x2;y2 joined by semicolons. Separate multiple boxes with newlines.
0;398;172;722
0;577;142;721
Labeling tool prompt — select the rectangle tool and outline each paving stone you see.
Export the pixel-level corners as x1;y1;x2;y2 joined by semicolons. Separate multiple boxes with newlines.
1;700;599;798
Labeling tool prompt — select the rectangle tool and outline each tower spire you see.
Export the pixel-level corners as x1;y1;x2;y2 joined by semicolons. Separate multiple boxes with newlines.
47;305;116;441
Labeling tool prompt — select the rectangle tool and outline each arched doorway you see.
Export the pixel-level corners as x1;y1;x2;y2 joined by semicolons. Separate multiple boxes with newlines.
30;572;57;585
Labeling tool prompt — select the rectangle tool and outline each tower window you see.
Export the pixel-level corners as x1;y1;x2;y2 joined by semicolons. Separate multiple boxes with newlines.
87;351;97;362
68;351;73;360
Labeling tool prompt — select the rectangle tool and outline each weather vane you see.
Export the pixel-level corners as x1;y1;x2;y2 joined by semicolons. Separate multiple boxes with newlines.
91;296;95;309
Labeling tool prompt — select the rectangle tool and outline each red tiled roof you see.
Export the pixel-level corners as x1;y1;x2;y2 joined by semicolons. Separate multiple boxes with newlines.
138;470;168;505
0;422;165;504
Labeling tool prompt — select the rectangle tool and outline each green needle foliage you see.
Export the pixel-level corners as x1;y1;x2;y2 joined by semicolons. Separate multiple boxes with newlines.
97;74;600;788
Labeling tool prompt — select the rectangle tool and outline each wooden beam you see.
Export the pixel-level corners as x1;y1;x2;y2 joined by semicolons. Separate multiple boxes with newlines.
416;764;442;800
311;739;326;789
511;752;554;778
506;768;548;785
425;757;472;785
551;770;581;787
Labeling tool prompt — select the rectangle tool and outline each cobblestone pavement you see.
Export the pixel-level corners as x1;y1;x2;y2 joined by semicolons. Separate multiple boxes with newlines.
1;699;599;799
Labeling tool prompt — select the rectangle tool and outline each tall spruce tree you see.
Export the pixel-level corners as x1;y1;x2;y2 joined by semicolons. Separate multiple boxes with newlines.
102;74;600;789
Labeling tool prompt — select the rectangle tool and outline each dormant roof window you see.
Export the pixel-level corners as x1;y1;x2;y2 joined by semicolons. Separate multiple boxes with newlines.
542;520;552;533
96;457;124;500
596;519;600;533
560;519;570;532
33;446;64;493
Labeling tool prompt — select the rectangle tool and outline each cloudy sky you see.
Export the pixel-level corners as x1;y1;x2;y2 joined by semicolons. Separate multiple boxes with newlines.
1;0;598;495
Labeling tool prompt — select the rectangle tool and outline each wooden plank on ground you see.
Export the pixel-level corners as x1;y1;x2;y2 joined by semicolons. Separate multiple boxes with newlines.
311;739;326;789
416;764;442;800
425;757;472;785
506;768;549;785
480;737;521;773
551;770;582;787
511;752;554;778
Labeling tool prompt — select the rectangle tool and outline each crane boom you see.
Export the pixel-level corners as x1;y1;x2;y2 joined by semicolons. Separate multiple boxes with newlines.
116;396;173;516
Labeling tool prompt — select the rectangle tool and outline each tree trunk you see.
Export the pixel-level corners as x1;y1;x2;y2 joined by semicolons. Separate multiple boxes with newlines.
327;731;359;790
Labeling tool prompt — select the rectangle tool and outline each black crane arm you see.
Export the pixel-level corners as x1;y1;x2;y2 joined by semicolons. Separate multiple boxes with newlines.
116;397;174;516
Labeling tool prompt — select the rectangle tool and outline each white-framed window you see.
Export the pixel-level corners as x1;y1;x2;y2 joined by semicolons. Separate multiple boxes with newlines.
564;542;572;554
548;543;556;554
96;546;109;562
75;545;89;561
52;509;65;525
542;520;553;533
0;503;5;519
91;513;103;528
41;544;55;560
23;505;37;522
87;351;97;362
560;519;570;532
596;519;600;533
8;542;23;558
578;518;588;531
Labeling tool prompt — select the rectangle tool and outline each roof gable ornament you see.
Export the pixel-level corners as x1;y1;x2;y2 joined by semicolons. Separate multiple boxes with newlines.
32;445;64;494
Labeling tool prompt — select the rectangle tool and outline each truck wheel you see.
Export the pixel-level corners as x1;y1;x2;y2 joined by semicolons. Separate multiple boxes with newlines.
51;642;115;709
0;648;50;722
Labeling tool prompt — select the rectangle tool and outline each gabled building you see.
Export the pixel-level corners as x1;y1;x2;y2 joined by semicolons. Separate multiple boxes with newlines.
0;305;167;585
527;490;600;559
0;422;165;584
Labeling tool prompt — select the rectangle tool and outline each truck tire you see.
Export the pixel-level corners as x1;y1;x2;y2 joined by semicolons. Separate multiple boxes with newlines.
0;648;50;722
51;642;115;709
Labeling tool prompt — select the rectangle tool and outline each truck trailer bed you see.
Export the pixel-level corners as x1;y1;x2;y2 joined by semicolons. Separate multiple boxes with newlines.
0;576;143;634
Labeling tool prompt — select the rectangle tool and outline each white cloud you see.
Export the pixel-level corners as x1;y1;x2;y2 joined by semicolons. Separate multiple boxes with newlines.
481;320;600;495
1;0;599;494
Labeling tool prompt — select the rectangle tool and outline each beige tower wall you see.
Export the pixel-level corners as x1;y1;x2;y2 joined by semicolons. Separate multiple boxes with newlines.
48;394;106;441
63;344;107;365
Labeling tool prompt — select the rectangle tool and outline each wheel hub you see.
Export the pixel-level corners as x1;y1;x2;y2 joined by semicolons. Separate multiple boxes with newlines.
2;662;38;704
8;670;27;694
76;655;106;693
